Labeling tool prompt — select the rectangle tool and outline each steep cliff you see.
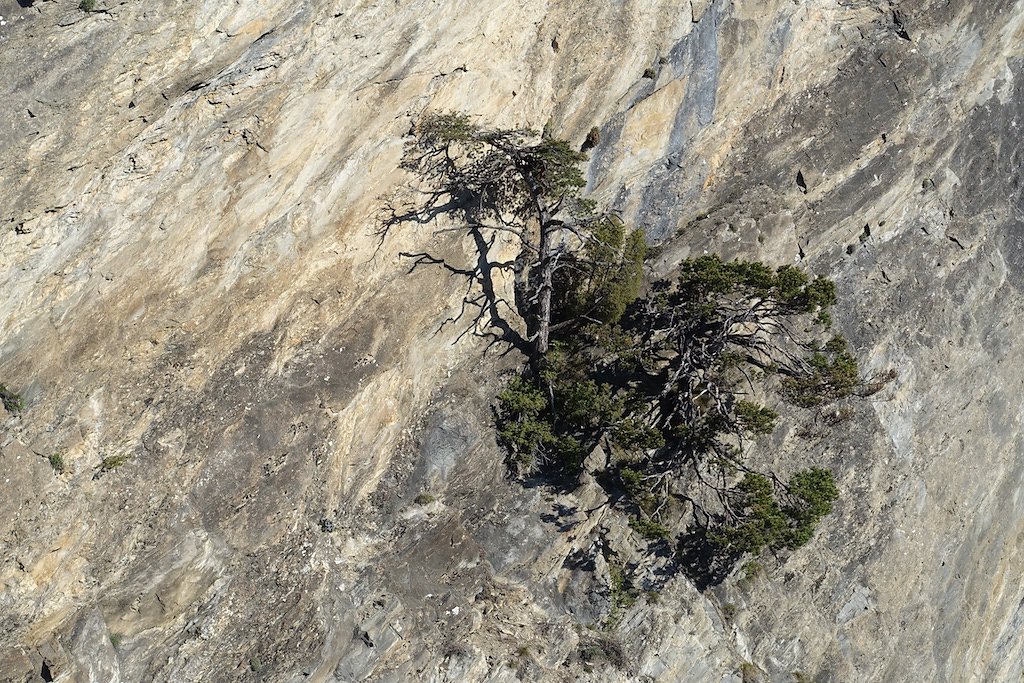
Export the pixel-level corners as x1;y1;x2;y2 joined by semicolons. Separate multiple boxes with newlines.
1;0;1023;681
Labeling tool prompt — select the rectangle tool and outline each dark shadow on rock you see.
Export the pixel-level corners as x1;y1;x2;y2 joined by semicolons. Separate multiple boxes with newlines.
377;177;531;359
398;226;529;357
562;547;596;572
675;526;739;591
519;468;583;494
540;502;592;532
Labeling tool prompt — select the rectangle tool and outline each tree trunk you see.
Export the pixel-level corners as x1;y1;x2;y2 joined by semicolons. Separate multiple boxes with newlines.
535;219;554;358
517;165;556;362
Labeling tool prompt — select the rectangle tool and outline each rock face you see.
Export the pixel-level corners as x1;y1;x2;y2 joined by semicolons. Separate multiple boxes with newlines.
1;0;1023;681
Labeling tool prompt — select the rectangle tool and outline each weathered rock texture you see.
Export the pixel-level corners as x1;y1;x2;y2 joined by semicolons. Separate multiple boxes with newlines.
1;0;1023;681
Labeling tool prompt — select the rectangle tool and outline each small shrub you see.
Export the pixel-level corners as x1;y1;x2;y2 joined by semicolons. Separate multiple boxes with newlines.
735;401;778;436
0;384;25;414
782;336;860;407
619;467;655;507
495;376;554;468
109;633;122;649
577;635;626;670
612;419;664;451
582;126;601;151
620;467;644;492
607;562;638;625
712;468;839;555
710;474;787;554
642;67;657;79
413;493;435;505
782;466;839;548
79;0;96;11
100;453;131;471
248;657;262;672
741;661;763;683
48;452;65;474
741;560;763;581
722;602;737;621
629;517;670;540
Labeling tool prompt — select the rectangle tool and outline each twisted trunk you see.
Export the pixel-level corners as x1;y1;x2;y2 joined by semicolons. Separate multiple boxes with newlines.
535;217;555;357
520;169;557;360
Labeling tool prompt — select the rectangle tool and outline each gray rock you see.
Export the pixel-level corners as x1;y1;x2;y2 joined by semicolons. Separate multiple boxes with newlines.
1;0;1022;681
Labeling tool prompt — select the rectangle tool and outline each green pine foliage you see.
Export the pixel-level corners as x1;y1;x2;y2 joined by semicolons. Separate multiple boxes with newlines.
782;466;840;547
48;452;65;473
100;453;132;471
734;401;778;436
553;217;648;327
607;561;639;622
629;517;671;540
782;336;860;407
496;250;865;564
711;467;839;554
675;254;836;321
495;377;555;468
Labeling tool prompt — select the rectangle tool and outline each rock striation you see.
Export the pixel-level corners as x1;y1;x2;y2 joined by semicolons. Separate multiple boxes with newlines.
1;0;1023;681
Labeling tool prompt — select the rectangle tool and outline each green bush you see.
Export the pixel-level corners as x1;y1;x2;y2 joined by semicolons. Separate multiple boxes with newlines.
608;561;638;621
712;468;839;554
495;377;554;467
711;474;787;554
734;401;778;435
577;635;626;670
629;517;670;540
552;218;647;328
782;336;860;407
741;560;763;581
0;384;25;414
79;0;96;11
100;453;131;471
612;418;665;451
782;466;840;547
48;452;65;473
557;379;623;429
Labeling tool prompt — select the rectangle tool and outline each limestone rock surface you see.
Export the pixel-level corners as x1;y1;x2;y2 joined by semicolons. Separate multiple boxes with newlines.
1;0;1023;681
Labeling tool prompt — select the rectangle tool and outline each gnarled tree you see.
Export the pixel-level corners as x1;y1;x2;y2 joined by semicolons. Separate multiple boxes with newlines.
497;253;892;582
383;113;890;587
380;112;640;360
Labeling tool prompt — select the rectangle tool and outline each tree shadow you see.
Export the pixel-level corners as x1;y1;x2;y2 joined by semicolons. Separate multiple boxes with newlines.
379;189;531;358
562;547;597;572
540;502;585;532
674;525;741;591
518;465;587;494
